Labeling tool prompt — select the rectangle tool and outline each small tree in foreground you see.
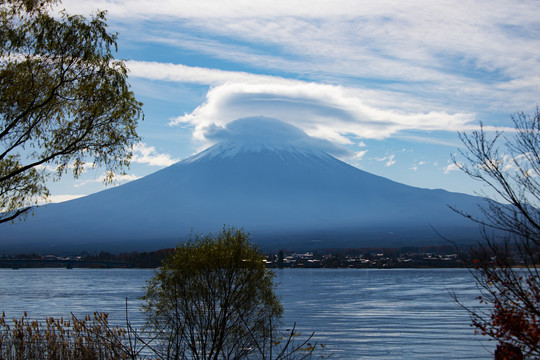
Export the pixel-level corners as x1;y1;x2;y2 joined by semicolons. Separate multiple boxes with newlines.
142;227;317;360
454;110;540;359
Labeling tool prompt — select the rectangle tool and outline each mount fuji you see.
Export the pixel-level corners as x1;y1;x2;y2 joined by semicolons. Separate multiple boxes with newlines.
1;117;486;253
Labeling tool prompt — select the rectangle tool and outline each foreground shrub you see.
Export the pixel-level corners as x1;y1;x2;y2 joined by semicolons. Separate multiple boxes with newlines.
142;227;318;359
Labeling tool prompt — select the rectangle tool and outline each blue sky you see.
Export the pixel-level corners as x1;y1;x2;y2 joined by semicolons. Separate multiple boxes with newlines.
45;0;540;203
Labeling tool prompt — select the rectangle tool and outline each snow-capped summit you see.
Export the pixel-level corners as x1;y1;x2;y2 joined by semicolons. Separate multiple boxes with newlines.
187;116;345;162
1;117;486;253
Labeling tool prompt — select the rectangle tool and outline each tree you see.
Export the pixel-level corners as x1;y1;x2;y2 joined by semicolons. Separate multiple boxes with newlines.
141;227;317;360
454;110;540;358
0;0;143;223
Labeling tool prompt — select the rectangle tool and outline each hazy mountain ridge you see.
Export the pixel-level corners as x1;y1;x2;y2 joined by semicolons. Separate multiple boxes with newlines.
0;117;487;253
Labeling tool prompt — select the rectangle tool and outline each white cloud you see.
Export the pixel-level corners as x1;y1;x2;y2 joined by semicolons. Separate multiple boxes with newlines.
60;0;540;100
35;162;95;174
204;116;350;156
385;155;396;167
410;161;426;171
376;155;396;167
127;61;298;86
33;194;86;205
163;79;475;145
129;61;524;150
444;163;461;174
43;194;86;204
131;143;179;167
353;150;368;160
35;164;57;172
110;174;142;183
58;0;466;19
74;173;141;188
102;0;540;112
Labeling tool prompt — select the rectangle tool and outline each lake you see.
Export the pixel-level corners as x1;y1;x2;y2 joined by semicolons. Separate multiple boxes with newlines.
0;268;493;359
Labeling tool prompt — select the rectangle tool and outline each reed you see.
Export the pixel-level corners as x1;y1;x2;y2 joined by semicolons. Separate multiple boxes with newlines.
0;311;133;360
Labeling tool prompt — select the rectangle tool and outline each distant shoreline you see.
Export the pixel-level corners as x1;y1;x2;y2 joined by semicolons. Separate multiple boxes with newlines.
0;243;474;269
0;258;469;270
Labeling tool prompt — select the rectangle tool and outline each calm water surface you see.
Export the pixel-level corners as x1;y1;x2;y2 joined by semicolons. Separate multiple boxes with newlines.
0;268;493;359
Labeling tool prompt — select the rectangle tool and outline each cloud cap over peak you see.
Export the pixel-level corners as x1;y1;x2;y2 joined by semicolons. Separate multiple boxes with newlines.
170;81;476;147
204;116;350;156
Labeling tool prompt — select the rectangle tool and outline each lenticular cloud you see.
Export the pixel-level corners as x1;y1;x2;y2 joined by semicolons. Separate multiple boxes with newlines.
170;81;476;146
204;116;350;156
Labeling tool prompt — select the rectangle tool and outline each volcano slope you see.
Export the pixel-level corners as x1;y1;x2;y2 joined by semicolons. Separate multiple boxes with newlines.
1;117;486;253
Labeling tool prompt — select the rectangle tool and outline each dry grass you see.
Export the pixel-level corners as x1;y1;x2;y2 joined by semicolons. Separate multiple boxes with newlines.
0;310;320;360
0;311;135;360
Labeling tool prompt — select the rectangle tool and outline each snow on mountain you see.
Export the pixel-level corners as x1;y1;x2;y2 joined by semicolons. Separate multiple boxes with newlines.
0;117;487;253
